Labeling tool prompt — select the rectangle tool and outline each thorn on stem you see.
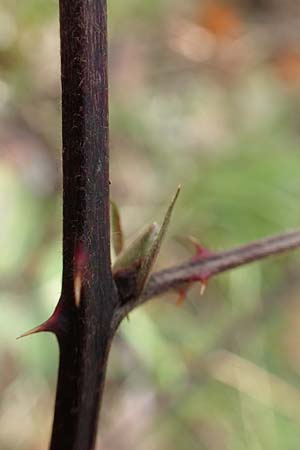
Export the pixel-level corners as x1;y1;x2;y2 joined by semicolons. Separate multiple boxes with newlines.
17;298;67;340
74;273;82;308
74;242;88;307
17;314;57;340
17;322;51;339
200;280;207;296
176;288;188;305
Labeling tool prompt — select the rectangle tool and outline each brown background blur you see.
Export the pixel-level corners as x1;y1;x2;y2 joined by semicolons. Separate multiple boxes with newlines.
1;1;300;449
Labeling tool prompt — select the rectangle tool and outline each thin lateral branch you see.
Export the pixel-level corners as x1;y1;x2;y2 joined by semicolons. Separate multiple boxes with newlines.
116;230;300;320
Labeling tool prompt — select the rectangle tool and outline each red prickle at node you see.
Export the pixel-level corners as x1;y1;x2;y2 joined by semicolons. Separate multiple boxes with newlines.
174;235;215;303
17;299;65;339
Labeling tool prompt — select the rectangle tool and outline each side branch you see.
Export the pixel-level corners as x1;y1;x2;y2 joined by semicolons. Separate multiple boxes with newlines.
116;230;300;320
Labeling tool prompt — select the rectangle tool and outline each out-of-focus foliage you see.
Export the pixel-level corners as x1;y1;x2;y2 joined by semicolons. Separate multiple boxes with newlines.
1;1;300;449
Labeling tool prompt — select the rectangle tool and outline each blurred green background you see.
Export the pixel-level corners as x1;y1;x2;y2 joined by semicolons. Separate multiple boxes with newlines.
1;0;300;449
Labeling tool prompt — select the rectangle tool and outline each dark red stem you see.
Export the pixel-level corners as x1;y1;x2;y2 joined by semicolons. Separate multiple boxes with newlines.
50;1;118;449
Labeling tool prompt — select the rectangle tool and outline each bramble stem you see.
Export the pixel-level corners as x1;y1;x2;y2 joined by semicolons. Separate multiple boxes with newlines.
50;1;118;449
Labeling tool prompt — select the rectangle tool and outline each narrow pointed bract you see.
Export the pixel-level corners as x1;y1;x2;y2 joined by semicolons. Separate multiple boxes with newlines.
135;186;181;298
